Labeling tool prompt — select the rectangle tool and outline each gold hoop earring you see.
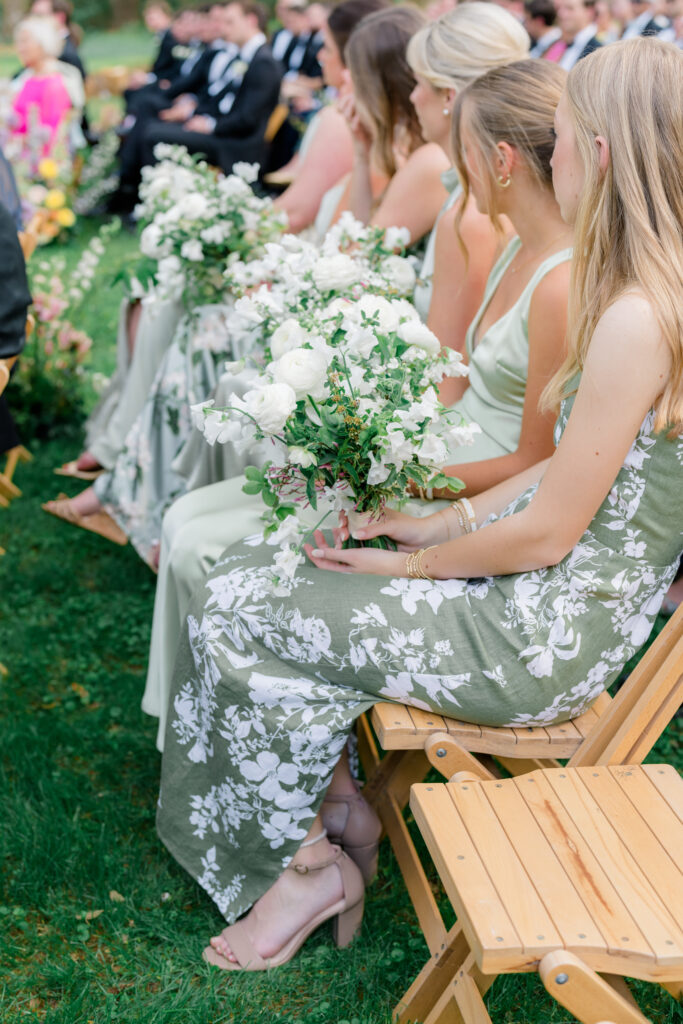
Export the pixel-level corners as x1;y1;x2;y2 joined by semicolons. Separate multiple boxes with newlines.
497;173;512;189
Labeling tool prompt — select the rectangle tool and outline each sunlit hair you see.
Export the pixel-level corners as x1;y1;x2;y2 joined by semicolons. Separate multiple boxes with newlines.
406;2;529;94
15;15;62;58
541;38;683;434
452;59;566;239
345;5;426;178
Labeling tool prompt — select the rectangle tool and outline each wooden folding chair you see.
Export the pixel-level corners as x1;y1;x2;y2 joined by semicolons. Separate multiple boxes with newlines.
397;763;683;1024
358;602;683;957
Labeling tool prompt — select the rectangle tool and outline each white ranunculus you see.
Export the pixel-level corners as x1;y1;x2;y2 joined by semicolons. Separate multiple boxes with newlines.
176;192;210;220
288;446;317;468
270;319;312;360
321;297;352;320
201;223;228;245
397;319;441;355
273;347;329;400
380;255;416;294
356;294;402;334
243;382;298;433
232;161;259;183
180;239;204;262
312;253;361;293
383;225;411;251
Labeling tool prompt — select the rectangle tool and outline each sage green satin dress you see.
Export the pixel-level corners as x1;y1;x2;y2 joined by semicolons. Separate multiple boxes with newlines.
143;238;572;749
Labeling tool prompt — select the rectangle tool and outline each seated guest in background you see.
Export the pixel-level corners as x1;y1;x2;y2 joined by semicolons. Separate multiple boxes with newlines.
11;17;75;157
611;0;674;36
543;0;602;65
126;1;178;92
307;1;328;46
0;202;32;456
114;1;281;211
29;0;86;79
524;0;561;53
121;6;210;127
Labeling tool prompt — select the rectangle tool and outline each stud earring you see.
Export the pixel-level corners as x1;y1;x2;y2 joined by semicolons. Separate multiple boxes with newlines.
497;173;512;189
442;107;450;117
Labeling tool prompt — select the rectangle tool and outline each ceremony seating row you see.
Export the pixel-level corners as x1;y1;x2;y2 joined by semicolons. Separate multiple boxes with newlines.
355;601;683;1021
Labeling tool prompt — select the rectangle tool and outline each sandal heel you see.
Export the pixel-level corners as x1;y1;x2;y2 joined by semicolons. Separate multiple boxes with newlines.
332;896;364;948
345;841;379;885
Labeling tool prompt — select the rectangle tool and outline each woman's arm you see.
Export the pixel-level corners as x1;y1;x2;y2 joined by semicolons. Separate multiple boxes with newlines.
435;260;571;497
370;143;450;243
273;106;354;235
308;293;670;577
431;199;505;406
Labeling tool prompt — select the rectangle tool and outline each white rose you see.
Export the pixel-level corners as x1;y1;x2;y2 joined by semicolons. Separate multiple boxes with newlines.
243;382;298;433
397;319;441;356
357;294;401;334
270;319;312;360
177;192;209;220
383;226;411;251
312;254;361;293
380;255;417;294
288;446;317;468
273;347;329;400
180;239;204;262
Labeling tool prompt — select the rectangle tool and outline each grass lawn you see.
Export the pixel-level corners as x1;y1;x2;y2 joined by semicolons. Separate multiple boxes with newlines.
0;218;681;1024
0;24;154;78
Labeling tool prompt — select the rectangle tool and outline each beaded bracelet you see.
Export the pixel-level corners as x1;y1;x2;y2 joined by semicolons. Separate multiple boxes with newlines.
451;497;477;535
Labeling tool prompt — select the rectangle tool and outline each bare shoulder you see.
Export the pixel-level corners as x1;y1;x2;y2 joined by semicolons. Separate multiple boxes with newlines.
403;142;450;177
590;291;667;362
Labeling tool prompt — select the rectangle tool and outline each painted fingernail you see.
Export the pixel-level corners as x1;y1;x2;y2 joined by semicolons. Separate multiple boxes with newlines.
312;549;324;557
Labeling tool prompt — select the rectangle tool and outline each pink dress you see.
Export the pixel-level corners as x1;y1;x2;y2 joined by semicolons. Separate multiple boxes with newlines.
12;74;72;155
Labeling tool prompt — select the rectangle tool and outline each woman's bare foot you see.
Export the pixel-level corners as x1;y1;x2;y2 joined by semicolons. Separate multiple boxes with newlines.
75;451;103;472
69;487;103;517
209;834;345;965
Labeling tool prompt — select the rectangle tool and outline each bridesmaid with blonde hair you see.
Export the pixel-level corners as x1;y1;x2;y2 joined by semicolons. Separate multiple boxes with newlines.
156;38;682;972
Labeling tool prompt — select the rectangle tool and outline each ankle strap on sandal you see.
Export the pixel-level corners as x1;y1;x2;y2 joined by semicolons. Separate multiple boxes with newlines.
288;843;342;875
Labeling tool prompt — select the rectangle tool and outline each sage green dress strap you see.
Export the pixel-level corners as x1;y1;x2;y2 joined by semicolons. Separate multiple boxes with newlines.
455;238;573;462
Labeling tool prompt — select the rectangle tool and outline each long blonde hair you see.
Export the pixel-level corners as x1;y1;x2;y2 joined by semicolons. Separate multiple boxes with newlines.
542;38;683;433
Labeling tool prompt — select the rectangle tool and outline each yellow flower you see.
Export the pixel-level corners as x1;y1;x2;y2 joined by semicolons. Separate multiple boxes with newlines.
38;157;59;181
45;189;66;210
55;207;76;228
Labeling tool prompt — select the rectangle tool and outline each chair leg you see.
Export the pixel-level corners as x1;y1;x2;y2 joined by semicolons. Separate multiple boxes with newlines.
662;979;683;1000
3;445;32;485
0;472;21;500
395;928;494;1024
357;712;381;780
539;951;650;1024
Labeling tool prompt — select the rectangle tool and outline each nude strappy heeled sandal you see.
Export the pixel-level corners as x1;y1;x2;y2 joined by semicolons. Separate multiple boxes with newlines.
202;843;364;972
321;789;382;884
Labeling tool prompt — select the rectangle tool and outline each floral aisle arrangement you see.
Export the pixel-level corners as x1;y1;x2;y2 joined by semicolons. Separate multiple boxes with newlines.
192;218;479;592
12;221;120;440
73;130;120;216
21;157;77;245
125;145;288;310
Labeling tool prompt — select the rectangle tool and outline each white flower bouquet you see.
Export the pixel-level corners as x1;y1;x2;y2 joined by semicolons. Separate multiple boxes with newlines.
193;291;478;592
127;145;288;310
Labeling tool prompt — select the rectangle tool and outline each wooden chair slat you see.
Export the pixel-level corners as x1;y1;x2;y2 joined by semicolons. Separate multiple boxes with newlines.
444;778;565;958
411;784;523;970
371;702;418;747
543;768;682;965
572;691;612;739
408;706;448;733
612;765;683;850
514;771;653;963
482;776;607;956
640;762;683;823
445;716;482;742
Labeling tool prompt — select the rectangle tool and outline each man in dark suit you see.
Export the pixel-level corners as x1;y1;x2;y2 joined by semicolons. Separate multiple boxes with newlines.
113;1;281;211
615;0;675;38
0;203;32;454
543;0;602;66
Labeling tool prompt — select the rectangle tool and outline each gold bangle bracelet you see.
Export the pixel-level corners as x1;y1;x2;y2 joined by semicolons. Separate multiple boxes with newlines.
406;545;436;580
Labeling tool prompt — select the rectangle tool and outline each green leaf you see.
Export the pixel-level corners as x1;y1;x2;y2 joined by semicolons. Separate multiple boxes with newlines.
242;482;262;495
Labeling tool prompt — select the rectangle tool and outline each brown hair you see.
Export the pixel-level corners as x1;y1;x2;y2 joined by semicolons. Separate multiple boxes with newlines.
345;5;426;177
453;59;566;236
326;0;389;58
